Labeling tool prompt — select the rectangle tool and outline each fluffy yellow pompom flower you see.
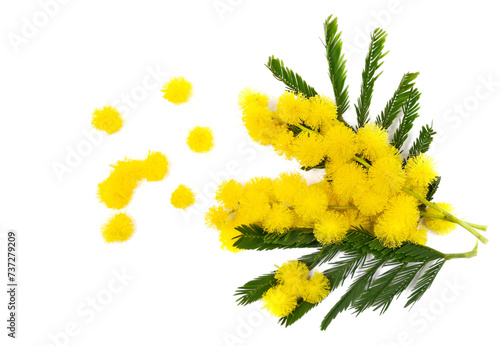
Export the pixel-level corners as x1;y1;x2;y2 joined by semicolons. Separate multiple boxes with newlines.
97;159;144;209
245;177;274;199
272;128;295;159
263;203;294;233
342;209;371;230
205;205;230;230
407;226;428;246
356;123;390;161
170;184;196;209
294;184;329;223
218;225;242;253
405;153;438;189
374;194;420;247
262;285;298;317
92;105;123;134
215;179;244;210
273;172;307;205
161;76;192;104
332;162;367;203
314;211;350;245
238;189;271;223
242;104;278;145
186;126;214;153
143;151;169;182
353;181;389;216
238;88;269;110
300;272;331;304
324;123;358;163
303;95;337;130
292;132;326;167
276;91;307;125
101;213;134;243
424;202;457;235
275;260;309;295
369;151;405;196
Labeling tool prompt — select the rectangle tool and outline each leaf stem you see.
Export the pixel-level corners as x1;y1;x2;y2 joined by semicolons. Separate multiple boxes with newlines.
353;155;371;168
445;242;479;260
420;211;487;231
402;187;489;244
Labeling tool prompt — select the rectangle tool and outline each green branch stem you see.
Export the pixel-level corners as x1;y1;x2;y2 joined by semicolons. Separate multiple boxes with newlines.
444;242;479;260
402;187;488;244
420;211;487;231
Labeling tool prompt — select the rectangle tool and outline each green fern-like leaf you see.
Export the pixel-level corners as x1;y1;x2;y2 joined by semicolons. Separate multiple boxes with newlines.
233;224;320;251
321;258;385;330
376;72;419;129
324;15;350;118
235;272;276;306
355;28;388;129
426;176;441;202
405;259;446;308
266;56;318;98
392;88;421;150
408;124;437;159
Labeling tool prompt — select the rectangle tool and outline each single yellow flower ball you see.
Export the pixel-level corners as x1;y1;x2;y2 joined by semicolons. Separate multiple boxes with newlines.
91;105;123;134
262;285;298;317
101;213;134;243
170;184;196;209
161;76;193;104
186;126;214;153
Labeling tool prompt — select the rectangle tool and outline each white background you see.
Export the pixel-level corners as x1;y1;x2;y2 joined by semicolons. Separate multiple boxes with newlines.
1;0;500;345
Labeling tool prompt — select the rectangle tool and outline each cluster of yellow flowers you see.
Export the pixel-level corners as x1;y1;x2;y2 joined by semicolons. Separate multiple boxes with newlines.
96;76;216;242
205;89;457;252
263;261;330;317
98;151;169;242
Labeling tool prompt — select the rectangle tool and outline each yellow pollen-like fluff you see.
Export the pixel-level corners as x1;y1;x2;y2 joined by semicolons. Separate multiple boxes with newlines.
215;179;244;210
314;211;350;245
300;272;331;304
374;194;420;248
205;205;230;230
405;153;438;189
293;184;329;223
262;285;298;317
276;91;307;125
273;172;307;205
161;76;193;104
324;123;358;163
292;132;326;168
263;203;294;233
91;105;123;134
275;260;309;295
101;213;134;243
187;126;214;153
170;185;196;209
238;88;269;110
369;152;405;196
356;123;390;161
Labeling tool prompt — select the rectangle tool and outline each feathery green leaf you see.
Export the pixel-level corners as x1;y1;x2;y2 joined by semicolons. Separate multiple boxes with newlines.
321;258;385;330
405;259;446;308
355;28;388;129
426;176;441;202
408;124;437;159
233;224;320;251
324;16;350;118
392;88;421;150
266;56;318;98
235;272;277;306
376;72;419;129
